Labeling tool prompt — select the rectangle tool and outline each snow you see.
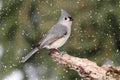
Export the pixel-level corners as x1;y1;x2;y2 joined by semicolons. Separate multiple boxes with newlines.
116;49;119;53
3;69;23;80
0;0;3;10
102;58;114;66
0;45;4;60
24;63;47;80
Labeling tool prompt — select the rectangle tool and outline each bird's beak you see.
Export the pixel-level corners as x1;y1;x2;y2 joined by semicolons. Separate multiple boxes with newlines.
68;16;73;21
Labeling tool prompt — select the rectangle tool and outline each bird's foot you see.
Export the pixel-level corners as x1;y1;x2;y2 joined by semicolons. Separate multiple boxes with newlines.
49;49;67;63
49;48;59;54
49;48;66;56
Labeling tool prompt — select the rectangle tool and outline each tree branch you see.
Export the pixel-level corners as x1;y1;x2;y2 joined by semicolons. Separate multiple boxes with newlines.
49;49;120;80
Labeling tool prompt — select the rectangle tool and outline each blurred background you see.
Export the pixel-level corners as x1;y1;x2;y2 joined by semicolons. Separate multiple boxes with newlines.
0;0;120;80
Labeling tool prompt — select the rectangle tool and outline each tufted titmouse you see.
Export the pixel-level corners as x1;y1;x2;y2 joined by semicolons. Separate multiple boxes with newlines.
21;9;73;62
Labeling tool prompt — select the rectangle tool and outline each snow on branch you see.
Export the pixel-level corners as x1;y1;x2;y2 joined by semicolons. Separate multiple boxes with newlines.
49;49;120;80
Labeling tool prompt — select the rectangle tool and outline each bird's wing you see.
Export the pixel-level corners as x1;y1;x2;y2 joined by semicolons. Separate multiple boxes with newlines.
39;24;68;47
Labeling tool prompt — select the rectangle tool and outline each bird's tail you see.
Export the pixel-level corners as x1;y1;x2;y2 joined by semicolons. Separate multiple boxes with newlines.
21;47;39;63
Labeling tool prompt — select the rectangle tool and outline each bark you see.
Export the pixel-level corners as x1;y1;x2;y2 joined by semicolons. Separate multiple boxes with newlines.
49;49;120;80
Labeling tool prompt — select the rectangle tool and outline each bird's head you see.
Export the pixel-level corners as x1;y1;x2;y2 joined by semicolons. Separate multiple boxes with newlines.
58;9;73;27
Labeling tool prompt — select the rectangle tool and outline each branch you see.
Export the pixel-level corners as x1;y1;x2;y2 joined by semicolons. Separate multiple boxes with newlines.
49;49;120;80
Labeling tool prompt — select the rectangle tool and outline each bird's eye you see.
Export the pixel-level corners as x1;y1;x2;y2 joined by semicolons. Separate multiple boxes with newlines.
64;17;67;20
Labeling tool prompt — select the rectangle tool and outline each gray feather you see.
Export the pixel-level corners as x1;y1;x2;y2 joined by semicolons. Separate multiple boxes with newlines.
39;24;67;47
21;47;39;63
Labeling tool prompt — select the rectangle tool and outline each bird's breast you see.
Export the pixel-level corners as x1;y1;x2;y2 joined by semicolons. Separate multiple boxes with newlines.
45;35;70;49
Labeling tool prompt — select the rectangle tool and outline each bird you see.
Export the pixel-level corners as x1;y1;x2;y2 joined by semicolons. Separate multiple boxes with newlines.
21;9;73;62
